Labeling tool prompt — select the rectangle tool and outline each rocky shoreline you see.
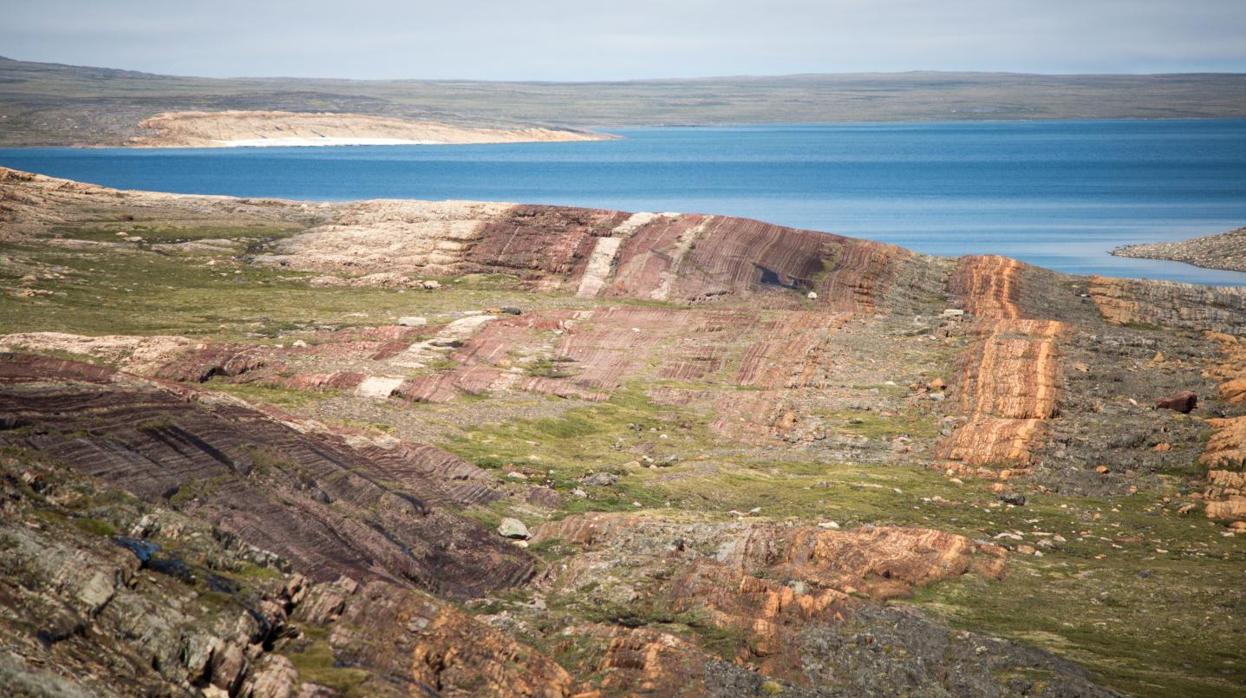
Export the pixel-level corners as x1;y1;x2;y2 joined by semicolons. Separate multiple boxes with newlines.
130;110;611;148
1111;226;1246;272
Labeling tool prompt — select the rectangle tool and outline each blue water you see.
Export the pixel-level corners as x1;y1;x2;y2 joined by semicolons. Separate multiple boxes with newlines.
3;119;1245;285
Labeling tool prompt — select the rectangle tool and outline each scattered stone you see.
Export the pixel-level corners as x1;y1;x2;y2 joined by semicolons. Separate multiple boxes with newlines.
940;308;965;319
1017;544;1038;555
1095;465;1110;475
500;306;523;315
1229;521;1246;532
420;280;441;290
806;291;819;300
397;316;428;327
1154;391;1197;413
1153;442;1171;453
999;493;1027;506
581;472;619;487
818;521;841;530
496;518;530;540
291;339;308;348
928;377;946;391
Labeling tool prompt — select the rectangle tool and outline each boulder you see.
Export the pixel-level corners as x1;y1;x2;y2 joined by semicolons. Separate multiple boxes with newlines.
397;316;427;327
1155;391;1197;413
497;518;531;540
582;472;620;487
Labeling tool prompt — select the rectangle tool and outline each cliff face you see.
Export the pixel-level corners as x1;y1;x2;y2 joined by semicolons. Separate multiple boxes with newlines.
2;167;1246;696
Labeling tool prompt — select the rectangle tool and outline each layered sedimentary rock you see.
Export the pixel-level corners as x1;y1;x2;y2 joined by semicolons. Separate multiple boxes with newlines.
6;166;1244;695
939;257;1066;476
256;202;941;312
300;580;577;697
1196;333;1246;519
131;110;608;147
1089;275;1246;335
949;255;1024;320
1203;470;1246;520
0;449;579;697
528;514;1111;692
0;353;531;597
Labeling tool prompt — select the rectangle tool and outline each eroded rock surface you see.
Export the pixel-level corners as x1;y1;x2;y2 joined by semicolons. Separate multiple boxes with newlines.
3;167;1244;696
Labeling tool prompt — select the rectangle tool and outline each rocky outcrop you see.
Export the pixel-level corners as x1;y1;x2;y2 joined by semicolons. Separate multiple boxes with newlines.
1112;227;1246;273
949;255;1024;320
939;257;1066;476
0;452;305;696
0;353;532;597
0;436;577;698
289;579;577;697
1089;275;1246;334
525;513;1120;695
1202;470;1246;520
0;167;316;239
1196;333;1246;520
131;110;609;148
3;166;1241;695
255;202;942;312
533;514;1005;679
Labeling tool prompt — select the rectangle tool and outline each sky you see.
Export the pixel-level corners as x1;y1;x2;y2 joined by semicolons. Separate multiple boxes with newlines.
2;0;1245;80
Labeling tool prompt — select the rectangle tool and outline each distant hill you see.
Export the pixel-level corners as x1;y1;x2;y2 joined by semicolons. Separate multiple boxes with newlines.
1;55;1245;146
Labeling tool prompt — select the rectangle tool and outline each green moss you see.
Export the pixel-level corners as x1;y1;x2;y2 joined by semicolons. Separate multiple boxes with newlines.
51;223;300;244
207;381;338;410
283;631;371;697
525;357;577;379
72;516;116;537
822;409;941;440
908;493;1246;698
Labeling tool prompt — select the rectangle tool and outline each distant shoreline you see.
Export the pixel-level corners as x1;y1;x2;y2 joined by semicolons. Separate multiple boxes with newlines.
4;55;1246;147
1112;227;1246;273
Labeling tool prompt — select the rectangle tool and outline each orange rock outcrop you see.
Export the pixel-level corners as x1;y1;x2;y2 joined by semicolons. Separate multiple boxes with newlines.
938;257;1065;476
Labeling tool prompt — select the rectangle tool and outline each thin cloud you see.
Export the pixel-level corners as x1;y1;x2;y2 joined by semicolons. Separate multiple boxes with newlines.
1;0;1243;79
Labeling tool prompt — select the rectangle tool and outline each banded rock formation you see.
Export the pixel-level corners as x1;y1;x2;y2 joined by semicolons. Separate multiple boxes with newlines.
0;354;529;596
6;166;1246;695
938;256;1066;477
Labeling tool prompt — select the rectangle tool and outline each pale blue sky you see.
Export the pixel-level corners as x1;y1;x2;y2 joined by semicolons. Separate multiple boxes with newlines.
2;0;1245;80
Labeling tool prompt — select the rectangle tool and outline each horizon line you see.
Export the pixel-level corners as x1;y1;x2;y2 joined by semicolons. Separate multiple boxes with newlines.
4;54;1246;85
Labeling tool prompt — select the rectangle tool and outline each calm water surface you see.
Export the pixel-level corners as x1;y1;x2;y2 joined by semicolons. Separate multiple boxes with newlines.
3;119;1245;284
